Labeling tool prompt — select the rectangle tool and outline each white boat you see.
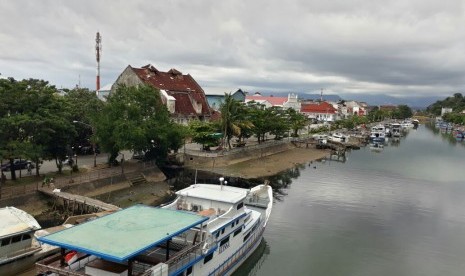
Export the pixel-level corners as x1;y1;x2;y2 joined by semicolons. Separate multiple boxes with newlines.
391;123;402;137
370;125;386;142
0;207;60;276
329;133;348;143
36;180;273;276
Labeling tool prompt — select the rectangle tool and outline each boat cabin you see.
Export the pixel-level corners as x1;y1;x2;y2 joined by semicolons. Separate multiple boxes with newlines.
0;207;41;265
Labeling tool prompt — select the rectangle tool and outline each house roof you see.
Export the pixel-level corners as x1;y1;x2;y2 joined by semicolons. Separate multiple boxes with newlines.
37;205;208;263
245;95;288;106
301;102;337;114
131;64;210;117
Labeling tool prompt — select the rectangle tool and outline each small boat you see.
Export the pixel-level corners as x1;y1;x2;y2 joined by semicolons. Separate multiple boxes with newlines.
330;133;348;143
36;179;273;276
370;125;386;142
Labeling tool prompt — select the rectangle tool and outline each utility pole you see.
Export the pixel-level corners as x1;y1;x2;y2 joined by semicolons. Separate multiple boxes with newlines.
95;32;102;91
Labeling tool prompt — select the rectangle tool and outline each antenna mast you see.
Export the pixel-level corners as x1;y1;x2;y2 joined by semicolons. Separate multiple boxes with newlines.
95;32;102;91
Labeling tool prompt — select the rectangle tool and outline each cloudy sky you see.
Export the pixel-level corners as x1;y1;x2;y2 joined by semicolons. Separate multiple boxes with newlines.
1;0;464;100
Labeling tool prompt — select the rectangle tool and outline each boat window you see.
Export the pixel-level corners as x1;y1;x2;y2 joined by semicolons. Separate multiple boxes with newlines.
243;232;251;243
237;202;244;210
11;235;22;243
186;266;193;275
22;234;31;241
221;228;225;234
220;235;230;246
203;252;213;264
215;232;220;238
1;238;10;246
234;227;242;237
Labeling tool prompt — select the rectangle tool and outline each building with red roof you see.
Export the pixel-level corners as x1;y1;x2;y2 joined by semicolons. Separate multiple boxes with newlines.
111;64;211;124
300;101;338;122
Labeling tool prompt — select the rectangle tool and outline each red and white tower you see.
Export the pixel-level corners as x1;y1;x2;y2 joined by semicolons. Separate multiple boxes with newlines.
95;32;102;91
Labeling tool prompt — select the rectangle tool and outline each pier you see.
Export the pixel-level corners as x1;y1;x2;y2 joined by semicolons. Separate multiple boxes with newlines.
38;188;120;213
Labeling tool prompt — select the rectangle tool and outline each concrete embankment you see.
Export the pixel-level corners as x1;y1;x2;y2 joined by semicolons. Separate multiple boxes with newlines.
182;141;331;179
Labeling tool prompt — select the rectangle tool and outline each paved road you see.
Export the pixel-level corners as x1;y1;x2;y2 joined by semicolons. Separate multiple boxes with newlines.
0;152;130;180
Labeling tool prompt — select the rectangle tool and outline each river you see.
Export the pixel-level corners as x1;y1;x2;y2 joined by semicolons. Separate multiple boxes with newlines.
234;124;465;276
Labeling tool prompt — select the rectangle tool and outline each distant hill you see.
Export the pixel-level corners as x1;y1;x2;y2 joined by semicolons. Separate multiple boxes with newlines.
341;94;442;109
250;91;441;109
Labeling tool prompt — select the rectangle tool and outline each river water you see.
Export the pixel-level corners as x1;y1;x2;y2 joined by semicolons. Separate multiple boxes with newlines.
234;124;465;276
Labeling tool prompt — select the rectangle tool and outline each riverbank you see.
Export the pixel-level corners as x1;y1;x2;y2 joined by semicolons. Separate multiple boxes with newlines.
198;146;330;179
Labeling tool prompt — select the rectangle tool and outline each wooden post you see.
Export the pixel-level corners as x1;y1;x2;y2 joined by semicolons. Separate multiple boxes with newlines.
166;239;171;260
60;248;66;267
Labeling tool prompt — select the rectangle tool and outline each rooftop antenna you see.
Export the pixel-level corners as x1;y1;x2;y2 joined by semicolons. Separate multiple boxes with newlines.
95;32;102;91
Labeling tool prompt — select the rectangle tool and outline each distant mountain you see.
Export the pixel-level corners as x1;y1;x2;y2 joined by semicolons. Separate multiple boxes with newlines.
339;94;442;109
251;91;440;109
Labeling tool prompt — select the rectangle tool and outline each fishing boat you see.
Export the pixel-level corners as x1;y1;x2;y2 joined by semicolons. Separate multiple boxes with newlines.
36;179;273;276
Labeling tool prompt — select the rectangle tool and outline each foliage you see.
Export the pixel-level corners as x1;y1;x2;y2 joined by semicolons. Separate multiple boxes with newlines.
427;93;465;115
0;78;73;178
64;88;104;152
94;84;186;165
219;94;253;148
188;120;221;150
442;112;465;124
287;108;307;137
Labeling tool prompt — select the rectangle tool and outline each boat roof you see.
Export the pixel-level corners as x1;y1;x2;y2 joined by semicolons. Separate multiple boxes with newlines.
177;184;248;204
37;205;208;263
0;207;41;238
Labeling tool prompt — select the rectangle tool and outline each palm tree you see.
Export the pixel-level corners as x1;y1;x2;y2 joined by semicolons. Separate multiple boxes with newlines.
219;94;253;149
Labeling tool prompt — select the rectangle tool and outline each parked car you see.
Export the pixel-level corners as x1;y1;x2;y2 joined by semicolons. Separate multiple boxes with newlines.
0;159;35;171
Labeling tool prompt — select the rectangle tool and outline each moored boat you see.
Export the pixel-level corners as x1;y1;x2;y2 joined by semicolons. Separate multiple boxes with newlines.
36;180;273;276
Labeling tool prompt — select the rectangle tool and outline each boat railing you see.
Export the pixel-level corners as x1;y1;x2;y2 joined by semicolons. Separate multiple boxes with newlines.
36;253;96;276
208;227;264;276
245;194;269;208
165;240;206;275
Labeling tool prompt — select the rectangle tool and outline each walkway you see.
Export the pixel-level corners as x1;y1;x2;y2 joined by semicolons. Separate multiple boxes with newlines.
38;188;120;212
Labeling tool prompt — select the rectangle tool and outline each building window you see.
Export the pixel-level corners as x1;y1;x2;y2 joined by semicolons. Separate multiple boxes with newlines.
204;253;213;264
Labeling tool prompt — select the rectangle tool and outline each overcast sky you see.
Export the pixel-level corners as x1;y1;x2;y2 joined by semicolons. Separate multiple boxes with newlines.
1;0;464;99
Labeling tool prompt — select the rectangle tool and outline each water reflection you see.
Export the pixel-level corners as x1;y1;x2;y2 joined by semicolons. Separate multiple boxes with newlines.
232;238;270;276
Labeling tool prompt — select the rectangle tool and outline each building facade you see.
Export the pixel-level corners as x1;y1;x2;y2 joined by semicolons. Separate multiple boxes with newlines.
111;64;211;124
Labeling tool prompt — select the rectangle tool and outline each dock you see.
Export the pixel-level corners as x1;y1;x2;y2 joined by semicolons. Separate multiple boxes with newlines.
39;188;120;212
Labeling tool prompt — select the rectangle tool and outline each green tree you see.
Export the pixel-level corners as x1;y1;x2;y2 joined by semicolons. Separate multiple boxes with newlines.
287;108;307;137
219;94;244;149
0;78;73;178
188;120;221;150
94;85;185;165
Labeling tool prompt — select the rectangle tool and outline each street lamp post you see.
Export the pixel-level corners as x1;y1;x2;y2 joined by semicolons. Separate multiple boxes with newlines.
73;120;97;167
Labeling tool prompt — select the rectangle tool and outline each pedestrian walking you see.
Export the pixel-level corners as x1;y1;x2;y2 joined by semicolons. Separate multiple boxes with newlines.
26;163;32;175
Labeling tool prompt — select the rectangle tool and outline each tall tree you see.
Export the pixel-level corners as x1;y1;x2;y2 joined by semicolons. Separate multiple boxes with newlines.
94;85;185;164
0;78;73;178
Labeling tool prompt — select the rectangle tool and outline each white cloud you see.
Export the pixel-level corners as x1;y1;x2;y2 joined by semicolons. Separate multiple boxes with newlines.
1;0;464;101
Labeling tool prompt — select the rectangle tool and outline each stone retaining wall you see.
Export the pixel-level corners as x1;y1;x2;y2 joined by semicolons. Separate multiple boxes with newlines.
182;142;295;168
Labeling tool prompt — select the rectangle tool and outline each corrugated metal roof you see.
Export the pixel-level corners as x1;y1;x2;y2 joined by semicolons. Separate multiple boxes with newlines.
37;205;208;263
0;207;41;238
